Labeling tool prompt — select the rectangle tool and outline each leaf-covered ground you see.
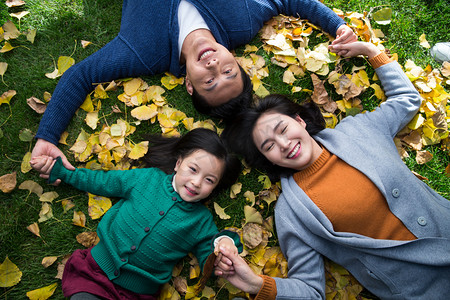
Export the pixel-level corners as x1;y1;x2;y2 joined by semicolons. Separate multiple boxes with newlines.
1;0;449;299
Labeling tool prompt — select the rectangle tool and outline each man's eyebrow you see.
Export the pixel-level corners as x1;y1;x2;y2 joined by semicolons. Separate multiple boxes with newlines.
204;72;238;92
259;120;282;149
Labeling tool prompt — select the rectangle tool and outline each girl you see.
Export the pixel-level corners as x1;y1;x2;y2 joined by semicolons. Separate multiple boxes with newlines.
31;128;243;300
218;42;450;299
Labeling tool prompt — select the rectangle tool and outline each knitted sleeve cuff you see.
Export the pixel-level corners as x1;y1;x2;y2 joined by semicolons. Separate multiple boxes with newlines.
369;52;392;69
48;156;66;184
250;275;277;300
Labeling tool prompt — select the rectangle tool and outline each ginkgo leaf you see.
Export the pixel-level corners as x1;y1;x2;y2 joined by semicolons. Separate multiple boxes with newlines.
81;40;92;48
88;193;112;220
38;203;53;223
2;20;20;40
19;180;43;196
57;56;75;75
419;33;430;49
131;105;158;120
0;62;7;84
26;29;36;43
229;182;242;198
27;96;47;114
0;256;22;287
85;111;99;130
243;191;256;206
21;151;32;173
124;78;143;96
44;67;59;79
161;73;184;90
0;90;16;106
61;199;75;213
73;211;86;227
19;128;34;142
26;282;58;300
213;202;231;220
94;84;109;99
10;11;29;21
128;141;149;160
189;264;201;280
80;94;94;112
41;257;58;268
27;222;41;237
244;205;263;225
6;0;26;8
257;175;271;189
39;191;59;203
0;172;17;193
372;7;392;25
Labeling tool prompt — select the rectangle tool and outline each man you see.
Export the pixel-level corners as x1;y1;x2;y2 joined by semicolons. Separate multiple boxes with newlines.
32;0;356;178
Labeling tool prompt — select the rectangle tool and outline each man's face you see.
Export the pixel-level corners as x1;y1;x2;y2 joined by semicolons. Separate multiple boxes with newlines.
185;38;243;106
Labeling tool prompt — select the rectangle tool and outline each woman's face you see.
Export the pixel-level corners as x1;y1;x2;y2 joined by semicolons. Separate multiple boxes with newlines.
252;112;322;171
174;149;224;202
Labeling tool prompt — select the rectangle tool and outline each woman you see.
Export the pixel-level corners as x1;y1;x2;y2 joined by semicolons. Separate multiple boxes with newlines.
217;42;450;299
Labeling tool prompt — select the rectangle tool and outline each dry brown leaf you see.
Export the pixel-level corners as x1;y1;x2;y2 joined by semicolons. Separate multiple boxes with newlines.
55;254;71;280
72;211;86;227
416;150;433;164
76;231;100;248
6;0;26;8
27;222;40;237
310;74;329;105
242;222;263;249
173;276;187;295
18;180;43;196
27;96;47;114
0;171;17;193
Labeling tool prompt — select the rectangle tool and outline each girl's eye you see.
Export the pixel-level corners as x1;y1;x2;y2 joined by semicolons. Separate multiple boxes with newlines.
189;167;197;172
206;178;215;184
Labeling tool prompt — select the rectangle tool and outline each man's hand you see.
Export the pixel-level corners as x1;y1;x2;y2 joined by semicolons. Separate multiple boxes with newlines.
31;139;74;183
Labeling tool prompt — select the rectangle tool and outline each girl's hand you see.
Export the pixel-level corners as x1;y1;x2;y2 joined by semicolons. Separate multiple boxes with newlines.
214;237;237;271
329;41;381;58
215;246;264;294
30;155;56;176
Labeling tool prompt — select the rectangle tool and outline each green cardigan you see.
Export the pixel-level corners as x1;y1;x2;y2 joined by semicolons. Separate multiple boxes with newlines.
49;157;242;294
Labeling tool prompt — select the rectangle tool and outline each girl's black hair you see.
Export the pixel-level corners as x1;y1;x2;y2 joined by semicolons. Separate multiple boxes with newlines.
143;128;241;197
223;94;325;181
191;64;253;121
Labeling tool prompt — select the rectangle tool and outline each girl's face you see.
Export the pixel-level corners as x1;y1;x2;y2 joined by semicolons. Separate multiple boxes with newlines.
174;149;225;202
252;112;322;171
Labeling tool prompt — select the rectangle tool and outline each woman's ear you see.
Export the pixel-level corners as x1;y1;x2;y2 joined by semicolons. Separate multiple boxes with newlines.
185;77;193;95
295;114;307;128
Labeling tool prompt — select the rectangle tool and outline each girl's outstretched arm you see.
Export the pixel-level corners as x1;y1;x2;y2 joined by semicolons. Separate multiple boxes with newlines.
329;41;381;58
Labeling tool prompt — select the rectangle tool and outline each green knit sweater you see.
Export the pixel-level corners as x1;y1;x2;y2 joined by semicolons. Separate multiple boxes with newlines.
49;157;242;294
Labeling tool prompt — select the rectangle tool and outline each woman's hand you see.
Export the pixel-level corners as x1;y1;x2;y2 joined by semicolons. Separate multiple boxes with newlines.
31;139;74;183
215;246;264;294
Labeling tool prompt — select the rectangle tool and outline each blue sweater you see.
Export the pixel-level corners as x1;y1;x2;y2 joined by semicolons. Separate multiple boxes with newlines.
36;0;345;145
274;61;450;299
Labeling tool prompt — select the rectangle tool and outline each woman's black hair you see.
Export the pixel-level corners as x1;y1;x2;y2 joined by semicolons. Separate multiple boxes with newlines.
191;64;253;121
223;94;325;181
143;128;241;197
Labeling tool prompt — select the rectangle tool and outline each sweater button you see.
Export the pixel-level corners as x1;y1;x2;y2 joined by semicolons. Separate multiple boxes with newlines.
391;188;400;198
114;270;119;276
172;196;177;201
417;216;427;226
159;211;164;216
130;245;136;251
144;227;150;232
121;258;126;262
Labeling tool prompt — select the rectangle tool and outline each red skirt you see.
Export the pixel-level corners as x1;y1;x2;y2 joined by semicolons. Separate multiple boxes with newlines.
61;248;158;300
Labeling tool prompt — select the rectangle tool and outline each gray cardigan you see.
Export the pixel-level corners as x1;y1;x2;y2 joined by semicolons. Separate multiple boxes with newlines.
273;61;450;299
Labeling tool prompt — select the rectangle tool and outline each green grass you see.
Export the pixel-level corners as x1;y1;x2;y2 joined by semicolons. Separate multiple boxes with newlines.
1;0;449;299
